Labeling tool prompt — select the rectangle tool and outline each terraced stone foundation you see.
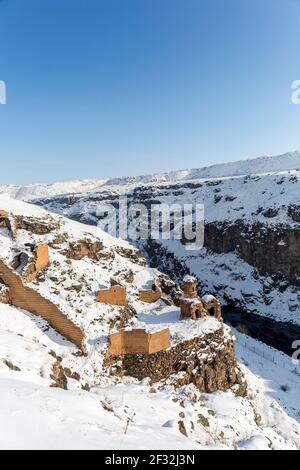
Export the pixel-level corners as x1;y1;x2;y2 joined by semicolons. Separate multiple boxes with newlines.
106;327;247;395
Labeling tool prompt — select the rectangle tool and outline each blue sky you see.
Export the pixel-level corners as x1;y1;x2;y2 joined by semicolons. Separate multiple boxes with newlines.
0;0;300;184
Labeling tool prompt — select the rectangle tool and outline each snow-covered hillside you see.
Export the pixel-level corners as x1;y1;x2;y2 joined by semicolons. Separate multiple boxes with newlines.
0;179;106;202
101;150;300;188
0;196;299;450
1;150;300;201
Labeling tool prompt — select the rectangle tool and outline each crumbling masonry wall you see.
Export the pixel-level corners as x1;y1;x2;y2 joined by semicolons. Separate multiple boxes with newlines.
0;211;15;239
0;260;86;351
139;279;162;303
107;328;171;356
96;285;128;306
106;328;246;395
23;244;50;282
180;299;206;320
34;244;49;272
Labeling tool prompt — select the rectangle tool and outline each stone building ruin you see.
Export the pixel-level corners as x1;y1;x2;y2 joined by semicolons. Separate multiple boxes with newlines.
107;328;171;356
180;275;222;321
96;278;128;306
12;244;50;282
201;294;222;320
139;278;162;303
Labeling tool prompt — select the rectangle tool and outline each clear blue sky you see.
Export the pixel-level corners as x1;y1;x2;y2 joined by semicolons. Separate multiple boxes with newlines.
0;0;300;184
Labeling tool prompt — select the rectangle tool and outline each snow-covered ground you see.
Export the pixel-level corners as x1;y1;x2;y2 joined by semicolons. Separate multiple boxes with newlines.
0;302;299;450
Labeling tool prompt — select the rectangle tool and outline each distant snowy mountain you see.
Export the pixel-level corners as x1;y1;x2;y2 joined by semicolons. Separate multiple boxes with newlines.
0;179;106;201
1;151;300;201
101;150;300;188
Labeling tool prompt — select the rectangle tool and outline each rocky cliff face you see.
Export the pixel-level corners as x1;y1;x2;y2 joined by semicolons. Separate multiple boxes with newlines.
205;220;300;286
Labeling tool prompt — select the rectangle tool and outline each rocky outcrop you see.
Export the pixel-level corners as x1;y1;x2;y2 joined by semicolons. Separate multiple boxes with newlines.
62;240;104;261
288;205;300;223
0;212;15;238
14;215;59;235
205;221;300;285
115;247;147;266
106;327;246;395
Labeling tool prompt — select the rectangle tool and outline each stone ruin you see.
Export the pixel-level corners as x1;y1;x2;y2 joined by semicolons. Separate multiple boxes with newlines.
13;244;50;282
180;275;222;321
0;210;15;239
96;278;128;306
106;327;246;395
105;274;245;395
107;328;171;356
139;278;162;303
0;259;86;351
0;209;85;351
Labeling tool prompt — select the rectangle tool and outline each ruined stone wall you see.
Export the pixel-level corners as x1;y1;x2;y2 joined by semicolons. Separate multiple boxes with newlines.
107;328;171;356
106;328;246;395
23;244;50;282
139;279;162;303
0;260;86;351
0;213;14;238
96;285;128;306
35;244;49;272
62;240;103;261
183;280;198;299
139;289;161;303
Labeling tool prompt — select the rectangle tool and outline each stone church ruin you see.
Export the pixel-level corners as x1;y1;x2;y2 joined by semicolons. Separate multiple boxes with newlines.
180;276;222;321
